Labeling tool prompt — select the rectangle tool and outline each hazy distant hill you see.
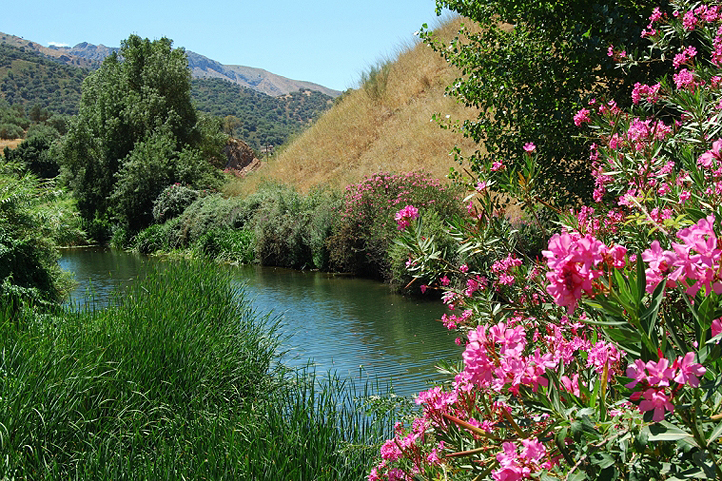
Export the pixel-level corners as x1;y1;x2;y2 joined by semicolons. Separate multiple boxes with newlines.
0;31;340;98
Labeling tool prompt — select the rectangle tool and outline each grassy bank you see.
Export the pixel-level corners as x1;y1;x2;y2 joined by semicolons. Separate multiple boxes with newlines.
0;262;393;479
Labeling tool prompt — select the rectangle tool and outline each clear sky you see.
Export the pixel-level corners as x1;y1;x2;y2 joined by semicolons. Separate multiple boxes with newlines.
0;1;448;92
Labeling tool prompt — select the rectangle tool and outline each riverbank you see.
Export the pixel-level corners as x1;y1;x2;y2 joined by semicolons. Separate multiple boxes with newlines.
119;174;468;294
0;261;394;479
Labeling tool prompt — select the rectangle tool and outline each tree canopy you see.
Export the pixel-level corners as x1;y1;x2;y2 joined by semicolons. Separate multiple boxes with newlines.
58;35;223;234
424;0;669;204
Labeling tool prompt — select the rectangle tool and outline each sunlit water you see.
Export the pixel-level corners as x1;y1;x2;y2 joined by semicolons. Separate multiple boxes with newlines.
59;248;460;397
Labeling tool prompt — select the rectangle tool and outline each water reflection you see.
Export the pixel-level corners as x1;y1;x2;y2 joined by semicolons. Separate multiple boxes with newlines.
60;249;460;397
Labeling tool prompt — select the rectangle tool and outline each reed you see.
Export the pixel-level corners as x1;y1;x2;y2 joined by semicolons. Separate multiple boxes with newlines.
0;262;391;479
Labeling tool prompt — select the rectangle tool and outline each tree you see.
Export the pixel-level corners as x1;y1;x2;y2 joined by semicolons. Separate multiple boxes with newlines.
59;35;221;235
423;0;669;204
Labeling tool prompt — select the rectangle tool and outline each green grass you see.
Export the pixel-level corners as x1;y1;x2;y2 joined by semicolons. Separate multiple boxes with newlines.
0;261;392;479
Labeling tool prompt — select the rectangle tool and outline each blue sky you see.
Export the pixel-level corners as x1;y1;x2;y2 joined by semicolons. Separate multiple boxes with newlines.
0;1;448;92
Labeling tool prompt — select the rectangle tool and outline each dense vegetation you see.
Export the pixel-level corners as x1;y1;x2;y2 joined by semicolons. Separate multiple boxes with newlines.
0;43;85;115
422;0;669;204
0;261;393;479
126;175;477;292
57;35;225;237
192;78;333;149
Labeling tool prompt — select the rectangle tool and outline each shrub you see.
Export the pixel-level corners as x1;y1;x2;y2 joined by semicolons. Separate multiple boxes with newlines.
192;227;255;264
152;184;201;223
327;172;463;280
0;123;24;139
172;193;241;247
371;3;722;479
0;173;69;309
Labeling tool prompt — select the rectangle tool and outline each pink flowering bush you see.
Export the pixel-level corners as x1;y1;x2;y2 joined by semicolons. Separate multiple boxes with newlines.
370;2;722;479
327;171;463;283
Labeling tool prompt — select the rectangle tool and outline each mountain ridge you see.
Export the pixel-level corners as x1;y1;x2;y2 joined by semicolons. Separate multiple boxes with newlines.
0;31;341;98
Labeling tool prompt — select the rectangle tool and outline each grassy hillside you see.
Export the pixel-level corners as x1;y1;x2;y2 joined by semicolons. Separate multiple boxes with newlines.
224;17;480;195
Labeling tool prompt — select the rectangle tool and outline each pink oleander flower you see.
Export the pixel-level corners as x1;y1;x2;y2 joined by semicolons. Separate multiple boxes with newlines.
380;439;402;461
573;108;591;127
491;161;505;171
674;69;696;90
587;341;623;379
395;204;419;230
713;318;722;340
639;388;675;421
673;352;706;387
645;357;676;387
631;82;661;104
560;374;581;397
476;180;488;192
523;142;536;153
542;231;611;313
698;139;722;168
625;359;648;388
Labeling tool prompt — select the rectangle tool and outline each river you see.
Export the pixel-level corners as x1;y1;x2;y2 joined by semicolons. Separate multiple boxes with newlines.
59;247;460;397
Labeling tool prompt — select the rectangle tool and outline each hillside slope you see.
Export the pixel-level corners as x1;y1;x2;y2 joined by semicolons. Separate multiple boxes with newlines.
226;17;479;194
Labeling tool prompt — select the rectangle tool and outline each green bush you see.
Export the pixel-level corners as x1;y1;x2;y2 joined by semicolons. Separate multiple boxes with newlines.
152;184;201;223
172;193;242;247
193;227;255;264
388;210;461;293
249;183;341;269
0;122;24;139
0;173;69;309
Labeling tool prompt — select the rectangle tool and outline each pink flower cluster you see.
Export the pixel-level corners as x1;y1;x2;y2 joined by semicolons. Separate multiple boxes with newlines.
642;215;722;296
542;231;626;313
631;82;661;104
492;254;523;285
626;353;706;421
395;205;419;230
462;320;558;395
493;438;551;481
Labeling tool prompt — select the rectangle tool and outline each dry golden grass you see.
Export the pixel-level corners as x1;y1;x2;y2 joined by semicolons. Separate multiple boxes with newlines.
0;138;22;155
224;17;481;196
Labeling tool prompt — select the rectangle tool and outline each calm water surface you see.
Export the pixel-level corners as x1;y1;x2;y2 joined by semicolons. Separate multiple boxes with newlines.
59;248;460;397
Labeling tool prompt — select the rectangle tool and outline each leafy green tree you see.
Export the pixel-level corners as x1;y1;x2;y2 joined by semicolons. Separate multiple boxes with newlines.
58;35;222;234
424;0;668;204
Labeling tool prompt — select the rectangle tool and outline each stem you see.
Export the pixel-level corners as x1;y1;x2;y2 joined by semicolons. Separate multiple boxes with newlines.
679;409;722;479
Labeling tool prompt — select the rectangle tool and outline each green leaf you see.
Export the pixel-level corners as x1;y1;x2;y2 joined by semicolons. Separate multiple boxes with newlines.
648;421;695;442
706;420;722;446
590;452;615;469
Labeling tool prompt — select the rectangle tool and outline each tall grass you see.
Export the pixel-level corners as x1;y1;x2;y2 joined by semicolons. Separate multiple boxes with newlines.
224;16;481;196
0;262;392;479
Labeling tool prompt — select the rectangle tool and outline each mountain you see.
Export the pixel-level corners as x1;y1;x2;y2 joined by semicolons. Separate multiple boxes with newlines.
0;31;340;98
0;40;334;149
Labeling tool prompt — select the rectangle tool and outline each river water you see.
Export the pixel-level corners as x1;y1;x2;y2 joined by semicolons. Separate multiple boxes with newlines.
59;247;460;397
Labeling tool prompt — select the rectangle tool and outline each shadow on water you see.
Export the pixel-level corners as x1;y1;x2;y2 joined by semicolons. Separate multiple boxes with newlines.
60;249;460;397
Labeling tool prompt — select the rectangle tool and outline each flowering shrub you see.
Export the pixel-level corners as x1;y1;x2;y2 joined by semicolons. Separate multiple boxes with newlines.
327;172;463;281
371;2;722;479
